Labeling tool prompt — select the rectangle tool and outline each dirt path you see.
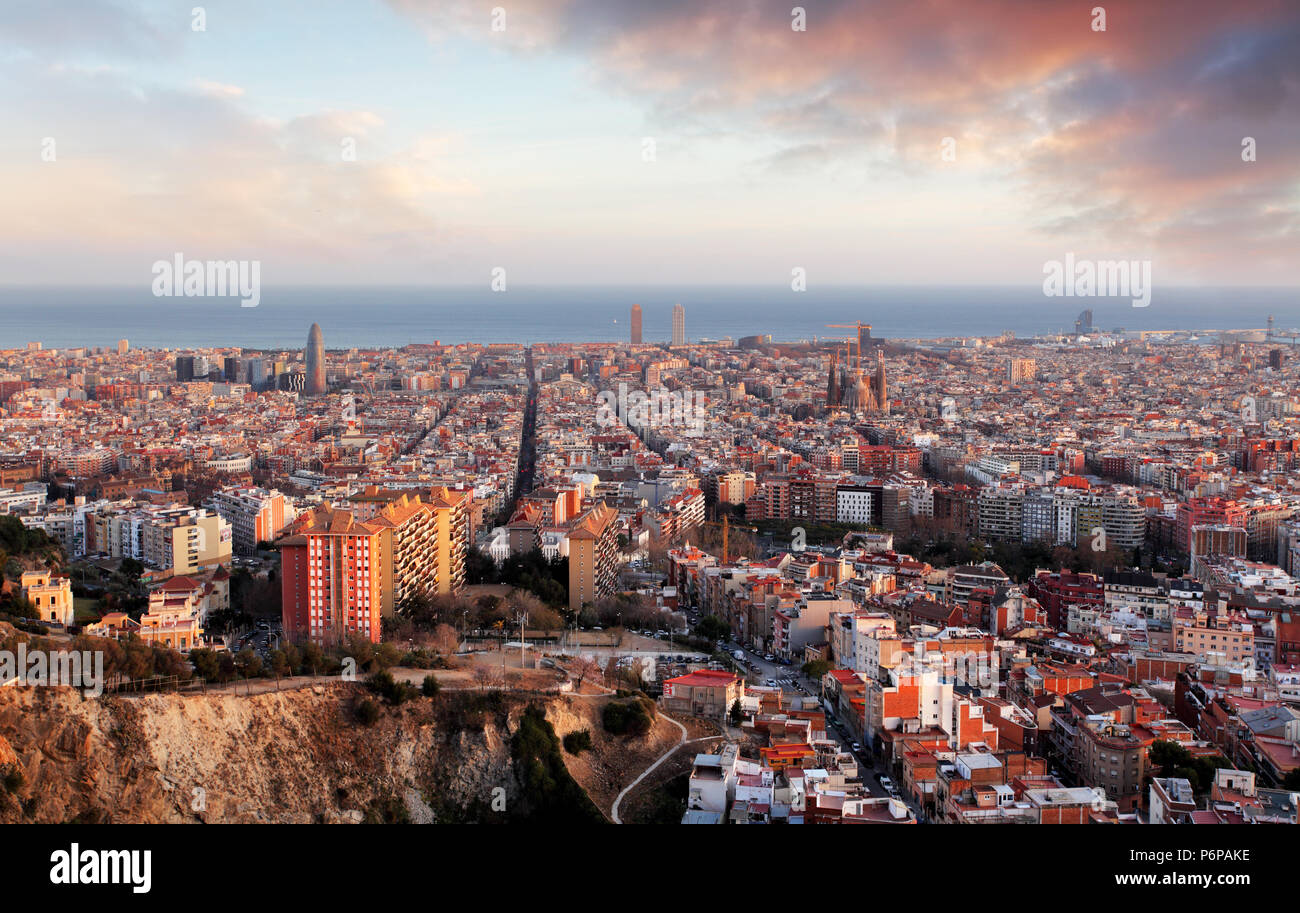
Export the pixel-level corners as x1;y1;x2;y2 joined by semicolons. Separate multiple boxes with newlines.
610;712;729;824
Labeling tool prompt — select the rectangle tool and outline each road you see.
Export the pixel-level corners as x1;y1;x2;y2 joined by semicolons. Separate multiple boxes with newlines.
723;639;925;817
610;713;724;824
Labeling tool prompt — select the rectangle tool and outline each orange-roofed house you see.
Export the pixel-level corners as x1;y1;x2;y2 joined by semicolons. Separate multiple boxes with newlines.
662;669;743;719
20;571;74;627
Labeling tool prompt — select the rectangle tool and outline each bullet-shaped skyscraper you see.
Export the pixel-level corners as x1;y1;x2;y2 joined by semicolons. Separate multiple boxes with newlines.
305;323;326;395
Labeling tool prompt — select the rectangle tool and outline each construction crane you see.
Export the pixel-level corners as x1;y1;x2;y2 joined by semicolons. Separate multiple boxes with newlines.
693;513;762;564
825;322;872;368
702;514;730;564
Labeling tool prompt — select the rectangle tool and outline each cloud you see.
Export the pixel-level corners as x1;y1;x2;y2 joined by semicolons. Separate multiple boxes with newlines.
388;0;1300;281
193;79;245;98
0;64;477;283
0;0;171;57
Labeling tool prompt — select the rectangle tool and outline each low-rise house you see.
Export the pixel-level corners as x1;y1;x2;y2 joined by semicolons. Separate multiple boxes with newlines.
20;570;74;627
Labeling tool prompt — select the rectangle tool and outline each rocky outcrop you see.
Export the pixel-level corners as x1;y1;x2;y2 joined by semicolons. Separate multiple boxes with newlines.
0;684;572;823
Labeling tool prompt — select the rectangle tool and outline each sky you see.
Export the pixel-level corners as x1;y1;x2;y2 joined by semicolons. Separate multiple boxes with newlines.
1;0;1298;287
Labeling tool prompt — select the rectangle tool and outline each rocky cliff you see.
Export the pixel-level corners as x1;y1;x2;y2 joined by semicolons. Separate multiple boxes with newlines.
0;684;593;824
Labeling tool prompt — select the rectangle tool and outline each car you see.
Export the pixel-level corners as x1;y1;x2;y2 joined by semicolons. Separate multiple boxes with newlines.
851;742;861;752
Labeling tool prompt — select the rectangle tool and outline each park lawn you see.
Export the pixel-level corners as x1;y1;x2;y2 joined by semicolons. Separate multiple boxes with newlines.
73;597;102;624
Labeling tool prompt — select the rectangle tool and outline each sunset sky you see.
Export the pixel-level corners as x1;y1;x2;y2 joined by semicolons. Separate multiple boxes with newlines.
2;0;1297;286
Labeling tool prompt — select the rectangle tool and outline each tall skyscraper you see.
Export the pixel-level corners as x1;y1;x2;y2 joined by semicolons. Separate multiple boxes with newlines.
630;304;643;344
672;303;685;346
305;322;326;395
875;350;889;414
245;357;266;389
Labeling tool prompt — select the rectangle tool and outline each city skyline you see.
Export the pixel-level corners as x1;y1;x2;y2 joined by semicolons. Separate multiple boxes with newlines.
4;0;1298;857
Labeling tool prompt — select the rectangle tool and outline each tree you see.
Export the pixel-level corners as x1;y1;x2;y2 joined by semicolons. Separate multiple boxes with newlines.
569;655;601;692
297;641;324;676
1148;739;1231;793
236;647;263;679
421;674;441;698
695;615;730;642
280;642;302;676
355;698;380;726
613;656;649;690
344;633;377;672
122;640;153;682
563;729;592;754
729;699;743;726
431;623;459;655
472;666;497;691
802;659;831;679
603;698;654;736
269;649;291;680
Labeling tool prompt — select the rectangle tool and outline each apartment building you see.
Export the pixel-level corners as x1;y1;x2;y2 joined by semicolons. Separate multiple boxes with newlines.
1172;608;1255;671
350;486;470;613
566;501;619;612
211;486;289;555
141;508;231;576
977;487;1023;540
1028;569;1103;630
279;507;386;645
835;484;874;525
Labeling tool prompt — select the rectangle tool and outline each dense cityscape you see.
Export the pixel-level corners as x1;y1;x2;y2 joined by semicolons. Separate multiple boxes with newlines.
5;0;1297;893
2;308;1298;831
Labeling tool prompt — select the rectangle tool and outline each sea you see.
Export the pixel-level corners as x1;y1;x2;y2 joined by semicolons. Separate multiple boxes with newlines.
0;285;1296;350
